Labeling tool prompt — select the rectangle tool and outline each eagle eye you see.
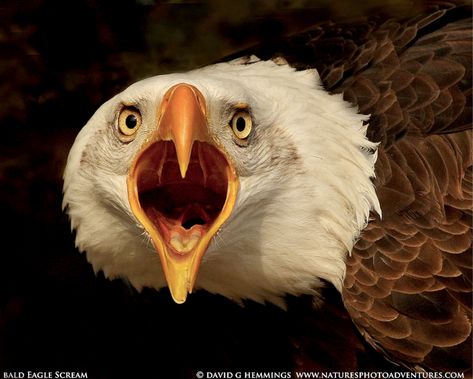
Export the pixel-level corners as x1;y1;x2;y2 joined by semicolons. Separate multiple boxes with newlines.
117;106;142;140
230;110;252;140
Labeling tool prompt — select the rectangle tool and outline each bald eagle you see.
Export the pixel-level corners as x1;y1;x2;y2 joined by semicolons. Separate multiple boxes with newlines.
63;1;472;373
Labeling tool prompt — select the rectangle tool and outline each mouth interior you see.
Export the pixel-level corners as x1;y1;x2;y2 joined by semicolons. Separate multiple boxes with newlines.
135;141;228;253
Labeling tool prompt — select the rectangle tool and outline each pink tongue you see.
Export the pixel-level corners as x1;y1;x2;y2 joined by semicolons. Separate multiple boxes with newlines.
146;202;209;231
152;203;208;255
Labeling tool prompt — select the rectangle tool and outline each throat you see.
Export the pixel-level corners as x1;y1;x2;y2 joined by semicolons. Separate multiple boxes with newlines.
136;141;228;255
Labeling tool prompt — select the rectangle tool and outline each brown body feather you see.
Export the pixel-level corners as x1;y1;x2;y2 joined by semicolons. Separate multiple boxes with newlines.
240;1;472;372
344;19;472;373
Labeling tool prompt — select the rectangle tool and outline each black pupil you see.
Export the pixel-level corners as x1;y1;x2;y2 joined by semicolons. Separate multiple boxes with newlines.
126;114;137;129
236;117;246;132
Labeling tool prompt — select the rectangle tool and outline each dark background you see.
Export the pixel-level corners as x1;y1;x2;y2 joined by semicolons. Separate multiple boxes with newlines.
0;1;440;378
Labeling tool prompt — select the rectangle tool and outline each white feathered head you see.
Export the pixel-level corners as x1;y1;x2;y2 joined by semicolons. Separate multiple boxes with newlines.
63;57;379;306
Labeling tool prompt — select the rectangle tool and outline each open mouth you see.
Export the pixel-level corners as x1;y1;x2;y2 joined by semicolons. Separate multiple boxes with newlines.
126;82;239;303
133;140;229;257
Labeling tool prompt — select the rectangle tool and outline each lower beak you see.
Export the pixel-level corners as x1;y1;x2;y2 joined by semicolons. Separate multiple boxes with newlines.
127;83;239;303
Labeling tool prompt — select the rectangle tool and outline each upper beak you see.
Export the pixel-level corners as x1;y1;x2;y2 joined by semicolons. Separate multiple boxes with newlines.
127;83;239;303
157;84;209;178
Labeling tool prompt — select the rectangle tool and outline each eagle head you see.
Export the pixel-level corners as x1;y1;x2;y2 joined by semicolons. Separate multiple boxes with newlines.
63;58;380;306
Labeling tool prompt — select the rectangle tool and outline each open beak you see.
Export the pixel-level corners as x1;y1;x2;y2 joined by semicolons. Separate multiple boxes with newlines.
127;83;239;303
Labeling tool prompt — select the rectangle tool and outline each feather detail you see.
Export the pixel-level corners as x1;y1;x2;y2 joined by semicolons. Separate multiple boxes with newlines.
338;6;472;373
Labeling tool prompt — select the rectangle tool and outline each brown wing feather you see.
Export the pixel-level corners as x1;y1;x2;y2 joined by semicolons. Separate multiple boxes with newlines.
238;1;472;371
340;5;472;373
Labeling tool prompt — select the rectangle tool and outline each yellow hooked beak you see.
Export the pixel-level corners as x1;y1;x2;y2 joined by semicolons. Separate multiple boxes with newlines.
127;83;239;303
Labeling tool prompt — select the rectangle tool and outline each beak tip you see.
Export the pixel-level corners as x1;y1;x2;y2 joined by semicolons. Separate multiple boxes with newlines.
179;164;188;179
170;289;189;304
